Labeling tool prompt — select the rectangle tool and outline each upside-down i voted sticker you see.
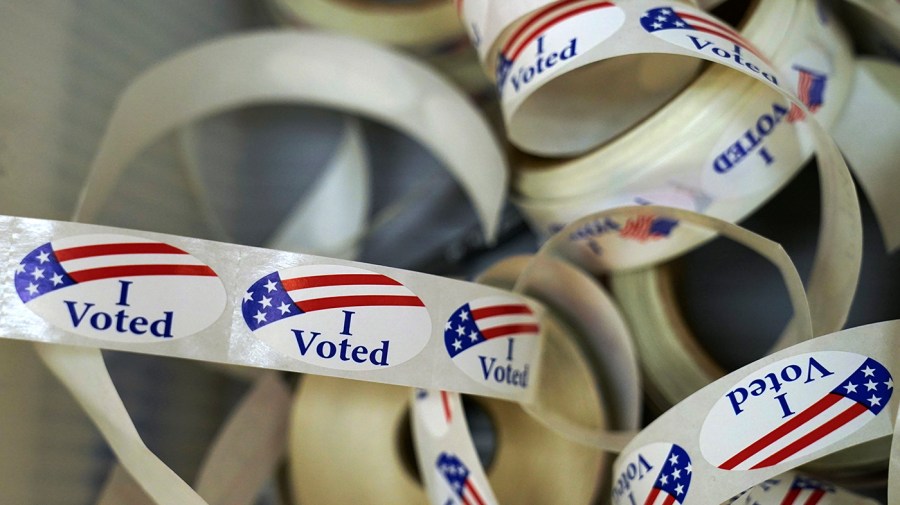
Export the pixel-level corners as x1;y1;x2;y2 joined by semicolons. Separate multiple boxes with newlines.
444;295;540;394
495;1;625;97
242;264;431;370
613;442;693;505
640;5;781;85
700;352;894;471
730;473;874;505
14;234;226;342
435;452;490;505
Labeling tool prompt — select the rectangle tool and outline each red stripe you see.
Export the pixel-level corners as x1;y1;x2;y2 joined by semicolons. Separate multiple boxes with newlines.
643;487;661;505
295;295;424;313
55;242;187;261
779;488;801;505
804;489;826;505
678;11;742;39
465;480;488;505
481;323;540;340
441;391;452;423
280;274;400;291
718;393;843;470
662;494;676;505
471;304;533;319
502;0;585;54
750;402;869;469
68;264;216;282
509;2;613;61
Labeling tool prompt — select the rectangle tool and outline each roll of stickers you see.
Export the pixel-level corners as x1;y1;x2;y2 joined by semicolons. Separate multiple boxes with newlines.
513;0;854;259
610;320;899;505
467;0;704;155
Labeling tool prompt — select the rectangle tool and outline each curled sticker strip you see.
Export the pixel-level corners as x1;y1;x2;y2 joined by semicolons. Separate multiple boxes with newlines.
612;320;900;504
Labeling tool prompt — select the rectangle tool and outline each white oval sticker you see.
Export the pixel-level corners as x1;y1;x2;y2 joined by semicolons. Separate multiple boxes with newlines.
612;442;693;505
14;234;227;342
700;351;893;471
242;264;431;371
443;295;540;394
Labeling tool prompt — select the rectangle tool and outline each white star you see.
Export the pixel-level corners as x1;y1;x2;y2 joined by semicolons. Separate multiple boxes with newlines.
685;463;692;475
243;291;253;303
668;454;679;466
843;382;858;394
661;8;673;15
675;484;684;496
278;302;291;315
26;283;39;295
656;15;667;21
455;325;465;336
672;467;682;480
263;279;278;292
445;321;452;331
660;474;669;485
469;331;479;342
652;21;662;29
50;273;63;286
865;380;878;391
253;311;267;324
454;481;462;490
30;267;44;280
259;296;272;309
15;264;25;274
868;395;881;407
885;378;894;390
36;250;50;263
453;339;462;351
674;20;685;27
459;310;469;321
862;366;875;377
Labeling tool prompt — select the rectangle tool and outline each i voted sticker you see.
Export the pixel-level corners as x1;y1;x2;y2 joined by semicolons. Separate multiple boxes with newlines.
640;5;780;85
415;389;452;437
444;295;540;394
434;452;489;505
496;1;625;97
613;442;693;505
700;352;893;471
242;264;431;371
14;234;226;342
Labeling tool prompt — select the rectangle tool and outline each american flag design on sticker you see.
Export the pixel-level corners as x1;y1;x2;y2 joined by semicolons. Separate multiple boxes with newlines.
242;265;424;331
618;215;678;242
495;0;619;88
444;297;539;358
613;442;693;505
777;475;835;505
640;6;766;60
15;236;216;303
700;352;893;472
787;65;828;122
436;452;489;505
645;445;692;505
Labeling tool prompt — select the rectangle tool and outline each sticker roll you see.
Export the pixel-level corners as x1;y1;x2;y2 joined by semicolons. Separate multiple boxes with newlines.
727;471;881;504
512;0;854;261
289;310;608;504
483;0;703;155
611;320;900;505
